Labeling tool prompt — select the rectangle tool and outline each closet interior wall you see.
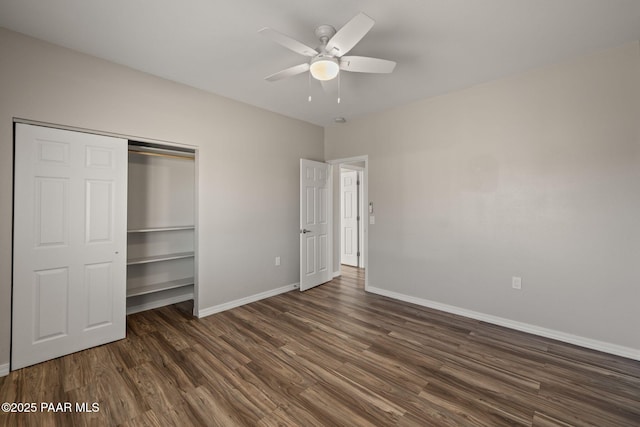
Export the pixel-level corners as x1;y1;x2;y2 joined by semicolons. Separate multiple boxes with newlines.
126;143;196;314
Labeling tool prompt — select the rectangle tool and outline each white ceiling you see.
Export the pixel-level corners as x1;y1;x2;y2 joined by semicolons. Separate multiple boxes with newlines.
1;0;640;126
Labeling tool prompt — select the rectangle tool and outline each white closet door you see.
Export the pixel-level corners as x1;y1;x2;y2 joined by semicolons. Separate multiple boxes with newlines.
12;124;127;370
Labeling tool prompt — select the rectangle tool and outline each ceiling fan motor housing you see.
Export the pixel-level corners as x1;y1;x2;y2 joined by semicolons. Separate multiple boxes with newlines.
314;25;337;46
310;25;339;80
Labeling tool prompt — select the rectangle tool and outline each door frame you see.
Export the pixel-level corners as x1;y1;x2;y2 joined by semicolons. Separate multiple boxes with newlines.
327;155;369;290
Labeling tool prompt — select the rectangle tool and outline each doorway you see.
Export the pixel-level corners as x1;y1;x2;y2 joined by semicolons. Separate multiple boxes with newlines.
328;156;368;289
340;166;364;268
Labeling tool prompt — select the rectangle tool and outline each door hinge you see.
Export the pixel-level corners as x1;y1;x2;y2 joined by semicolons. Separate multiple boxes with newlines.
357;252;361;257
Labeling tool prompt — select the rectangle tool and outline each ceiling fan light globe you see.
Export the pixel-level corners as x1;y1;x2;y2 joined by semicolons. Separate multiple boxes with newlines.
310;57;339;81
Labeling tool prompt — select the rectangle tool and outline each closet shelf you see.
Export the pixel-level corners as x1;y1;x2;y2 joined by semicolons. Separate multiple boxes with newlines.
126;278;194;298
127;226;194;233
127;252;194;265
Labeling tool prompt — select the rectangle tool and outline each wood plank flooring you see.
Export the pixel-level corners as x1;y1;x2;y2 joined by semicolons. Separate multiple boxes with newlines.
1;266;639;426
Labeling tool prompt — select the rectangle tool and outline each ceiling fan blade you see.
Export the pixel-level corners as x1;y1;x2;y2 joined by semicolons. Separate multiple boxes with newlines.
340;56;396;73
326;12;375;57
259;28;318;57
264;63;310;82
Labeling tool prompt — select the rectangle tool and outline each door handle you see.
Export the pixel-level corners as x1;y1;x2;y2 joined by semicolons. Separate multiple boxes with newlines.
301;229;311;234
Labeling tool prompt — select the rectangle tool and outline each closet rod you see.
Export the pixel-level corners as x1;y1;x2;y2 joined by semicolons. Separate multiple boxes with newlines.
128;149;194;161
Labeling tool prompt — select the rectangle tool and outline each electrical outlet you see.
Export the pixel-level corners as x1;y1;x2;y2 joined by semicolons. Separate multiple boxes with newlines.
275;256;281;266
369;215;375;225
512;276;522;290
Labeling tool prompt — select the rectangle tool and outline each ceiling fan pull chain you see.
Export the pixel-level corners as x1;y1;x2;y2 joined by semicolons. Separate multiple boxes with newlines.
337;72;341;104
308;71;312;102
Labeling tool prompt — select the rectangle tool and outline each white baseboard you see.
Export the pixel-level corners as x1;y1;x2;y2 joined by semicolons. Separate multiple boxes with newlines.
333;271;341;278
367;286;640;361
198;283;298;318
0;363;9;377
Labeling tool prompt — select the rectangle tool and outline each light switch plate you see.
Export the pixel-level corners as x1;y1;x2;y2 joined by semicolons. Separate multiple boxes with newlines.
512;276;522;290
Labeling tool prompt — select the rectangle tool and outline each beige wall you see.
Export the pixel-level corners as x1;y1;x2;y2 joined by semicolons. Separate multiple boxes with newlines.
0;28;324;367
326;42;640;352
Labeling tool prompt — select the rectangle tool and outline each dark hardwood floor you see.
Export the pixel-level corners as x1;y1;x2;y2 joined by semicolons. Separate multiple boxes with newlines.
1;266;639;426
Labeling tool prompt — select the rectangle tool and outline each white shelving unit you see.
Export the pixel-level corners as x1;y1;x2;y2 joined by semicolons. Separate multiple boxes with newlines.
126;142;196;315
126;277;194;298
128;225;195;233
127;251;195;265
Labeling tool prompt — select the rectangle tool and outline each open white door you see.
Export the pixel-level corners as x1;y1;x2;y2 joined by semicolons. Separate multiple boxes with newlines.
340;170;359;267
12;124;127;370
300;159;331;291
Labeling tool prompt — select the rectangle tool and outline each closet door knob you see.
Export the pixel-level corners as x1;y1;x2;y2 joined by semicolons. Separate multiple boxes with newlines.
301;229;311;234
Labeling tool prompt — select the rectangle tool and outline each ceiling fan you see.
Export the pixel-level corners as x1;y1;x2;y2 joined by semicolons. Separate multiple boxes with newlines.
260;12;396;85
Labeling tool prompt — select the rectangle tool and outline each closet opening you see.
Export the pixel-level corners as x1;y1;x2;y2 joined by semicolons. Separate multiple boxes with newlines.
126;141;197;315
